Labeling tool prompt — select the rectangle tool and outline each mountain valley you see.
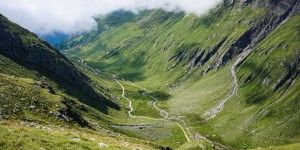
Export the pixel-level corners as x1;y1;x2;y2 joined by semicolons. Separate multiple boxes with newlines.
1;0;300;149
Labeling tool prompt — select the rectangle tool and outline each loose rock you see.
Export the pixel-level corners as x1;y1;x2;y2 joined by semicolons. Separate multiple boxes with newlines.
72;138;81;142
98;143;108;147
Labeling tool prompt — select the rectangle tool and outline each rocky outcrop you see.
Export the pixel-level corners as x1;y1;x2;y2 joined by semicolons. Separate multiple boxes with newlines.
273;54;300;92
167;51;184;62
186;48;205;68
223;0;235;7
215;0;300;68
166;51;185;70
186;37;227;70
0;14;104;101
201;37;227;67
55;99;89;126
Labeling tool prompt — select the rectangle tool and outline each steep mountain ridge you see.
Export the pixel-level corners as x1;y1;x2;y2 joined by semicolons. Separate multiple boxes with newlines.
0;14;104;101
215;0;300;68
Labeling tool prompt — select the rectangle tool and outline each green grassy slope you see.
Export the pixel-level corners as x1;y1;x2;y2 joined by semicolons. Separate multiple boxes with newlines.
59;0;300;149
0;52;162;150
164;15;300;148
0;120;156;150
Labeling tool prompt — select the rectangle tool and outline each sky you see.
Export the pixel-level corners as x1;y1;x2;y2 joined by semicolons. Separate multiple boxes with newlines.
0;0;222;36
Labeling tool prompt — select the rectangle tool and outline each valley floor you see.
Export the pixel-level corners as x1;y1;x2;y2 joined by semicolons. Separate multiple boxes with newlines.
66;54;300;150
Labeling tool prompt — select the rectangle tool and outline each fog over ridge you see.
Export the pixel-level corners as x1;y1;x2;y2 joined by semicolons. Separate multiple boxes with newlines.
0;0;222;35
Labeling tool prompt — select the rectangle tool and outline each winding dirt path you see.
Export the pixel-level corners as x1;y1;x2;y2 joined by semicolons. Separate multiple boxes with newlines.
128;81;229;149
113;75;191;142
128;80;209;142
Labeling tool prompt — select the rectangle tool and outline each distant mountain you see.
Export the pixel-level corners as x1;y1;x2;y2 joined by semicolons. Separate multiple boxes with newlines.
59;0;300;149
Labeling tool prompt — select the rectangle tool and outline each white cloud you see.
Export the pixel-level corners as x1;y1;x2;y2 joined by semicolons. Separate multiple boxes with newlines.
0;0;222;35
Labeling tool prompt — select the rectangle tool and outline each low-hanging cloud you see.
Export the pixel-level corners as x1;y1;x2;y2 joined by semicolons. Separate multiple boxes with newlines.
0;0;222;35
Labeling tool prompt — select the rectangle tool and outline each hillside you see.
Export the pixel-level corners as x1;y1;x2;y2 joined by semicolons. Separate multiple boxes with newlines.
0;14;166;149
59;0;300;149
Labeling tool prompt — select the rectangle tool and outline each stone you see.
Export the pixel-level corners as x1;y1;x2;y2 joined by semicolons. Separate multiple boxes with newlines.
29;123;35;127
98;143;108;147
42;126;52;131
29;105;36;109
72;138;81;142
91;122;99;127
